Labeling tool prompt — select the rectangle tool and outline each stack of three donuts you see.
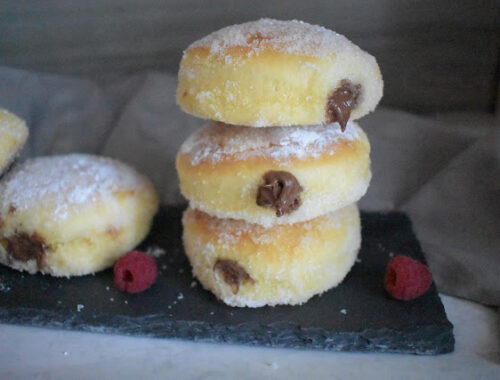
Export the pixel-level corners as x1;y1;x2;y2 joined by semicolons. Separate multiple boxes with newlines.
176;19;382;307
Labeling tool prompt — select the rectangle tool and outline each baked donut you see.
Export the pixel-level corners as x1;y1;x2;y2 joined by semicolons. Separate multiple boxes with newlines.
177;121;370;227
177;18;383;130
0;154;158;276
0;109;28;176
182;204;360;307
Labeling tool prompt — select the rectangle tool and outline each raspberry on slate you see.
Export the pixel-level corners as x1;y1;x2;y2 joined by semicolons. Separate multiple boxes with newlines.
114;250;157;293
384;255;432;301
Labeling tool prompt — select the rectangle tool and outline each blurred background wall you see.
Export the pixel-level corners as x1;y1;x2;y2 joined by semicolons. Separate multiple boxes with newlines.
1;0;499;115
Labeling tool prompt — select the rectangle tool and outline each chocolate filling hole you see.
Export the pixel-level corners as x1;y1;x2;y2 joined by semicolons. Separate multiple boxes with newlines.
256;171;303;217
326;79;361;132
6;232;47;269
214;259;254;294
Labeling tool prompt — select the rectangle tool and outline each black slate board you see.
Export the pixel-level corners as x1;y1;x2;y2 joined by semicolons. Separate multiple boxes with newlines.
0;206;454;354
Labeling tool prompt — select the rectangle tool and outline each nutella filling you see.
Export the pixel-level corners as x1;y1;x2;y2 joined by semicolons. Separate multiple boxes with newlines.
214;259;254;294
257;171;303;217
326;79;361;132
6;232;46;268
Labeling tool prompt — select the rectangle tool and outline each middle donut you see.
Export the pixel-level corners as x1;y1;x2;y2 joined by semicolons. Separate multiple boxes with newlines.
177;121;371;227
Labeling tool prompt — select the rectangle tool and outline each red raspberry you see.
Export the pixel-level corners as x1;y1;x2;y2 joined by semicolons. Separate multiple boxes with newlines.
114;251;157;293
384;255;432;300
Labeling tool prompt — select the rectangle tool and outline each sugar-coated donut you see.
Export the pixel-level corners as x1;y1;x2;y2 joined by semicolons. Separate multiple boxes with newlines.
0;109;28;176
0;154;158;276
182;204;360;307
177;18;383;129
177;120;370;227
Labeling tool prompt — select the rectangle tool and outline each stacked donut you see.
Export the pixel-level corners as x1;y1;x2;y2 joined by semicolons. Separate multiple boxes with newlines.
176;19;383;307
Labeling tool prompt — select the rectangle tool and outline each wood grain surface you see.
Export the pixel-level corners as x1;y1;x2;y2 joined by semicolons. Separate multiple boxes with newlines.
1;0;499;114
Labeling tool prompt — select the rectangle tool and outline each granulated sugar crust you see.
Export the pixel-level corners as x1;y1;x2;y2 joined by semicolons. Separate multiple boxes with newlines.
0;154;148;220
188;18;361;58
180;121;361;166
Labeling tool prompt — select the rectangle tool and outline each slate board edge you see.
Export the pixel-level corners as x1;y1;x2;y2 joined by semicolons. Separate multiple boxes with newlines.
0;306;454;355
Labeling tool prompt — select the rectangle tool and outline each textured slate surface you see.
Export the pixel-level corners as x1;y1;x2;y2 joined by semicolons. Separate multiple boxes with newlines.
0;206;454;354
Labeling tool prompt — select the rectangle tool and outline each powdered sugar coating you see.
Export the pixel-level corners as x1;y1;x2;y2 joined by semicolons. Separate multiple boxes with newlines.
180;121;361;166
188;18;360;59
0;154;150;220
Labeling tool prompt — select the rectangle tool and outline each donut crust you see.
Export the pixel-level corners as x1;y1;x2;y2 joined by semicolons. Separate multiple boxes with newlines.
182;204;361;307
0;155;158;276
0;109;28;176
177;122;371;227
177;19;383;127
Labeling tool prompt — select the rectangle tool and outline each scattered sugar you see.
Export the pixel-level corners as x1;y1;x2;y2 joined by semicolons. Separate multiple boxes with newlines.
0;154;148;220
340;308;347;315
63;351;69;356
190;281;197;288
105;286;110;291
355;258;362;263
302;61;320;71
189;18;359;59
76;304;84;312
161;264;168;271
181;121;360;166
389;252;394;258
0;282;11;293
110;297;114;302
146;245;166;258
177;292;184;300
124;300;128;305
179;268;184;274
196;91;212;101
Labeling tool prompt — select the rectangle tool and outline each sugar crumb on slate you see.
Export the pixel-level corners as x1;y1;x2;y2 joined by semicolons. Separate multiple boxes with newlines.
0;283;11;292
146;245;166;258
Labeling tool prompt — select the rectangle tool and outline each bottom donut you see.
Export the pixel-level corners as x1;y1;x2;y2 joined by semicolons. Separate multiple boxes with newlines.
182;204;361;307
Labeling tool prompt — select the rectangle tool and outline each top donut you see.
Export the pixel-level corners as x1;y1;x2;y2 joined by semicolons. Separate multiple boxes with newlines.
177;19;383;129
